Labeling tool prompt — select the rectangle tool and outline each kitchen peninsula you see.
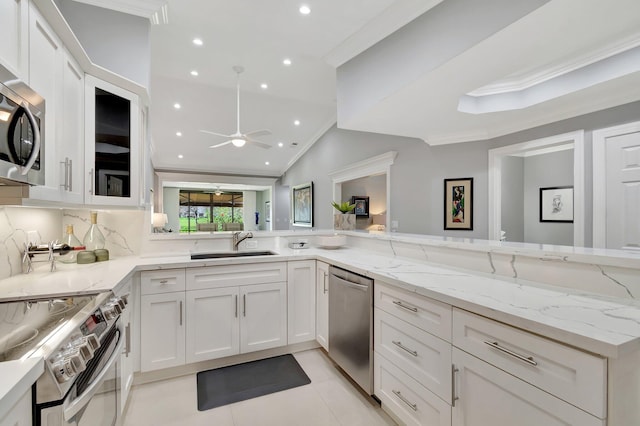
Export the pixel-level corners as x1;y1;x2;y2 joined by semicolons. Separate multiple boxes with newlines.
1;231;639;425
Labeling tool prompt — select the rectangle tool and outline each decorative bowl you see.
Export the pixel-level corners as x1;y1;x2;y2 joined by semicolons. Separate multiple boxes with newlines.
316;234;347;249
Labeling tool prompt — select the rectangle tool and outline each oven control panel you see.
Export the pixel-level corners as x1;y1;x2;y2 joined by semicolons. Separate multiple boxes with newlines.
50;294;128;384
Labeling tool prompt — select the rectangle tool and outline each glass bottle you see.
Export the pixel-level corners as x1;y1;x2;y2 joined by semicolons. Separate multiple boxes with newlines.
59;225;82;263
83;211;106;250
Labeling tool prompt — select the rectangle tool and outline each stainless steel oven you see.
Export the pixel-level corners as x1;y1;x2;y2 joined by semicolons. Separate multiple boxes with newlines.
0;291;128;426
0;62;45;185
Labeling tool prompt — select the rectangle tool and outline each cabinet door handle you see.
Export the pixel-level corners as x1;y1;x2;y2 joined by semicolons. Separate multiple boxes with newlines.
243;294;246;317
88;168;94;195
159;280;168;284
451;365;459;407
392;340;418;357
392;390;417;411
235;295;238;318
125;323;131;356
392;300;418;313
179;301;183;326
484;341;538;366
60;158;69;190
68;159;73;191
323;272;328;294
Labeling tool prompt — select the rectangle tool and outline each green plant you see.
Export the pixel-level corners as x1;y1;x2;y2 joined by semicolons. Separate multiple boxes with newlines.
331;201;356;213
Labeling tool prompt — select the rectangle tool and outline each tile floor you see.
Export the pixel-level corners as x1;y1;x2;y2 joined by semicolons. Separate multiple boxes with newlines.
123;349;397;426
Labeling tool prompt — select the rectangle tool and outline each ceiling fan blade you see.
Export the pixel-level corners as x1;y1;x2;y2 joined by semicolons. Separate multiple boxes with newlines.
244;129;272;138
246;138;272;149
209;140;233;148
200;130;232;138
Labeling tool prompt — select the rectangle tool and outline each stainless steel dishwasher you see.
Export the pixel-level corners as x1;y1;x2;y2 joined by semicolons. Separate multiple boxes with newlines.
328;265;373;394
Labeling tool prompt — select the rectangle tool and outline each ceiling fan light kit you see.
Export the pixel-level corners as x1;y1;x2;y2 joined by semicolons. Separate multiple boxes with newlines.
200;66;272;149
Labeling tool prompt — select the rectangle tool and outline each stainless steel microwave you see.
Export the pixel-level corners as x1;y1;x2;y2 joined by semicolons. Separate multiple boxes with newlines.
0;63;45;185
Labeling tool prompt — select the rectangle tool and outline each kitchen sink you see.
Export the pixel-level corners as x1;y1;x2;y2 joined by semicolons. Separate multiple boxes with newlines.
190;251;278;260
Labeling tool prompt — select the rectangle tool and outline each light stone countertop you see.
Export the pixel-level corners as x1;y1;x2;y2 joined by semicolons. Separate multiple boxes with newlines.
1;247;639;365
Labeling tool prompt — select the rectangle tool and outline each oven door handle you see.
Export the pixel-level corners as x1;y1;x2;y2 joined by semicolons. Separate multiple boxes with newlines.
63;328;125;421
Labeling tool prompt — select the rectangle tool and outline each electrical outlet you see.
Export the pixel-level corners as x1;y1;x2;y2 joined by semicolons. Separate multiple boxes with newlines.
391;220;399;232
245;240;258;249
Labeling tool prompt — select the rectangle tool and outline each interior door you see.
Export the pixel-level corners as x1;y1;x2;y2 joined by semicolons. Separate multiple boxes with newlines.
593;122;640;250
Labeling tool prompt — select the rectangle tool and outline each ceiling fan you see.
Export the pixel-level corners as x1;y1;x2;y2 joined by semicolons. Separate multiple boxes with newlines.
200;66;272;149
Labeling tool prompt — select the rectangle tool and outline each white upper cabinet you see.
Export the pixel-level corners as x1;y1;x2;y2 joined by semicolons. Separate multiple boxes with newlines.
0;0;29;78
84;75;140;206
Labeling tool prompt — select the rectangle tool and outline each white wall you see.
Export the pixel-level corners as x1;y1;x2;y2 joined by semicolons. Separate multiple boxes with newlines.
523;150;574;245
55;0;151;87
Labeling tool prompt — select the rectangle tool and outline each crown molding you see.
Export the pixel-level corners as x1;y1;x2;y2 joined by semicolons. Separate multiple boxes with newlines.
70;0;166;18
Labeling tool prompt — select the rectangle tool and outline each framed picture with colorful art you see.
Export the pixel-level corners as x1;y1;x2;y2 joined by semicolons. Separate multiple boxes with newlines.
444;177;473;230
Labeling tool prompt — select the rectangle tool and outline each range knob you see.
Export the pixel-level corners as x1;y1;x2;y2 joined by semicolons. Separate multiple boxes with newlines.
102;305;120;320
52;357;76;383
62;348;87;374
70;334;100;361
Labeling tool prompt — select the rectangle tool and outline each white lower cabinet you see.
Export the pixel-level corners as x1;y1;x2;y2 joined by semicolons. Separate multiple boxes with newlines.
451;348;603;426
374;353;451;426
240;282;287;353
316;261;329;350
115;279;134;413
287;260;316;345
140;292;185;372
186;287;239;363
0;388;31;426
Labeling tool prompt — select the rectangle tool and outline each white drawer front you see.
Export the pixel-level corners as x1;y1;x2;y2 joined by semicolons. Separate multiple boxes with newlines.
375;308;451;403
374;353;451;426
141;269;186;295
375;281;451;341
186;263;287;290
452;308;606;419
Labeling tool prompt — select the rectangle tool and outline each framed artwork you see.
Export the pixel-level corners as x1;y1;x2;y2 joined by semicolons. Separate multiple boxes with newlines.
351;196;370;217
444;177;473;230
292;182;313;227
265;201;271;223
540;186;573;222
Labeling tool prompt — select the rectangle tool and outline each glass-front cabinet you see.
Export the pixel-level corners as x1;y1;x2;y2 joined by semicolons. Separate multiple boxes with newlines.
84;75;140;206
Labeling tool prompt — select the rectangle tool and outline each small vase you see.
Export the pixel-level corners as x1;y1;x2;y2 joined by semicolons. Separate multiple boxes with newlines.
83;212;106;250
334;213;355;230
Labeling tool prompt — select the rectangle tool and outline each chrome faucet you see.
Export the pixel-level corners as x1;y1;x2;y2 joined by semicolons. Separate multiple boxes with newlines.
232;231;253;251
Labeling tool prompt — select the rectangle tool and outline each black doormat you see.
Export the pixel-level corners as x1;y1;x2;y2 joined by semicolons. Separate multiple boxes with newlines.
196;354;311;411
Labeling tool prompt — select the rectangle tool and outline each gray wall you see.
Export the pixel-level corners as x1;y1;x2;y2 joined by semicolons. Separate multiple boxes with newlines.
273;180;290;230
55;0;151;87
524;150;574;245
501;156;524;242
281;101;640;244
163;187;180;232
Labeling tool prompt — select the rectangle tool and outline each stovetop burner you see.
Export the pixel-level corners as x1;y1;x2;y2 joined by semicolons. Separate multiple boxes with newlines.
0;294;101;362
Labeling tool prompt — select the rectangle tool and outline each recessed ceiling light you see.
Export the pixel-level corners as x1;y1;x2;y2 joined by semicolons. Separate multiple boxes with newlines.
278;142;284;147
265;161;270;165
190;70;199;76
294;120;301;126
178;154;184;159
299;5;311;15
173;103;181;109
176;131;182;136
260;83;268;89
192;38;203;46
283;58;292;66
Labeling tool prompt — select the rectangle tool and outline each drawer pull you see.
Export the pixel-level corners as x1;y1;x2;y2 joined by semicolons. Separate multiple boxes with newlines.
392;300;418;313
484;341;538;366
392;340;418;357
451;365;459;407
159;280;168;284
392;390;417;411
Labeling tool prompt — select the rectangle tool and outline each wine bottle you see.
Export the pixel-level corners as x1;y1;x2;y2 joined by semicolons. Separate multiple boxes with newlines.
83;212;106;250
59;225;83;263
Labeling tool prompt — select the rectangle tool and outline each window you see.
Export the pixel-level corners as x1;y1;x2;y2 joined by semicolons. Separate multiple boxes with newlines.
178;190;243;233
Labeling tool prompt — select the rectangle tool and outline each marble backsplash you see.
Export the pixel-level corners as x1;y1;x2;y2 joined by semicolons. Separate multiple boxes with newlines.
0;207;144;280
